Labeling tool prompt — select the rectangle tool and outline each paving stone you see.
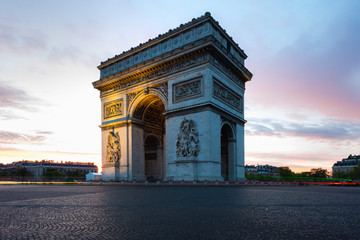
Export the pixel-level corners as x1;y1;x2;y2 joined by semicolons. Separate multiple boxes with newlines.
0;185;360;239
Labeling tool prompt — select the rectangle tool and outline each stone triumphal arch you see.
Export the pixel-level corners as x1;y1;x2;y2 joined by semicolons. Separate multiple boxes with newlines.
93;13;252;181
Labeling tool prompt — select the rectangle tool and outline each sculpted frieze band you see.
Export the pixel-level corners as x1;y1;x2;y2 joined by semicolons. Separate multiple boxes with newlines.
173;77;202;102
209;55;245;89
213;79;243;113
100;53;209;97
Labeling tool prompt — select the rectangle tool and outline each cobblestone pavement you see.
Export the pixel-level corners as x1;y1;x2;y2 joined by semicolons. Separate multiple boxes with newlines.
1;184;360;240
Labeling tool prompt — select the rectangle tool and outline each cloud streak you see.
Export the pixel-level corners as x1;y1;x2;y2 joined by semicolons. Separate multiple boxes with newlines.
0;81;41;120
35;131;54;135
0;22;48;54
0;130;46;144
0;109;27;120
0;81;38;110
246;118;360;142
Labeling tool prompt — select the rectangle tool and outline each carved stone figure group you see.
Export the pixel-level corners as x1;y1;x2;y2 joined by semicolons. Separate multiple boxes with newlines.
106;130;121;162
176;118;200;158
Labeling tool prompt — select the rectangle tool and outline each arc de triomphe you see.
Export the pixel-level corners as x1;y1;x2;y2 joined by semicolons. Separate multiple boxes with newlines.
93;12;252;181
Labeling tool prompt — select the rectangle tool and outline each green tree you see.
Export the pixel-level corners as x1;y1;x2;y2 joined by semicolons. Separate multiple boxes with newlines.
279;167;294;179
310;168;328;178
17;167;28;177
66;170;86;181
0;170;8;178
351;163;360;180
332;171;351;179
44;168;63;180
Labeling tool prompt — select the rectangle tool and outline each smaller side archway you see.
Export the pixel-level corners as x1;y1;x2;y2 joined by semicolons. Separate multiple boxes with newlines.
144;135;162;181
220;123;236;181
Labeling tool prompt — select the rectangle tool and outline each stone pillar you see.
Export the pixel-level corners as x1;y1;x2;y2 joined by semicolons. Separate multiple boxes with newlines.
165;111;223;181
235;124;246;180
130;124;144;181
157;145;163;179
101;126;124;181
114;162;120;181
228;138;236;181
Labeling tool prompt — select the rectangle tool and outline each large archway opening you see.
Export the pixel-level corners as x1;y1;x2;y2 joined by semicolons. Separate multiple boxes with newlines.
221;124;234;181
133;94;165;180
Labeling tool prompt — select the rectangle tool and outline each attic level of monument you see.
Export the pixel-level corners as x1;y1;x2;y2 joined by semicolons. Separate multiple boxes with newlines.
98;13;247;67
93;12;252;88
93;12;253;181
94;46;250;98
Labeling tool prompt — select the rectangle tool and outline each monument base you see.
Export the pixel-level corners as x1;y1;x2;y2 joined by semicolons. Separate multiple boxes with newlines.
166;157;223;181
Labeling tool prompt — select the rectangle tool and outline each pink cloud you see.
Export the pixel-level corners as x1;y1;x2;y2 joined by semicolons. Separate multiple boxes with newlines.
247;8;360;121
0;81;36;110
0;81;40;120
0;23;48;54
0;130;46;144
246;118;360;143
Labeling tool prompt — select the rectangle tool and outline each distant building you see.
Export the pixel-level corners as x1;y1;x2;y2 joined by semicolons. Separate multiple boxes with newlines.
245;164;279;176
332;155;360;173
86;172;102;181
0;160;98;180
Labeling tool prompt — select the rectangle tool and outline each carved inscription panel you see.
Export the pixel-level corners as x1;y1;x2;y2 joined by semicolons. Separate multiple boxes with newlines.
173;77;202;102
213;79;243;113
104;99;123;119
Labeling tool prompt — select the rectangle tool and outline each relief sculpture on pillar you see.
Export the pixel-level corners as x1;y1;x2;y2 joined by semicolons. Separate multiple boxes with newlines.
176;118;200;157
106;129;121;162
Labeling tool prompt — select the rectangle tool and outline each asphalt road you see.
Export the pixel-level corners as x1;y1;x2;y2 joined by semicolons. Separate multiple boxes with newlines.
1;184;360;240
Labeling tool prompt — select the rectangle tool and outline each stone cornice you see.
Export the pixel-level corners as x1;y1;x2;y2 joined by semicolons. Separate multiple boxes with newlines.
94;46;212;97
208;36;253;81
93;38;252;97
165;101;247;126
97;12;251;80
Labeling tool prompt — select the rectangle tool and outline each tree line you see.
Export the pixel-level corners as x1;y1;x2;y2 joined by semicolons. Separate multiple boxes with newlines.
277;164;360;181
278;167;329;181
246;167;342;182
332;163;360;180
0;167;87;181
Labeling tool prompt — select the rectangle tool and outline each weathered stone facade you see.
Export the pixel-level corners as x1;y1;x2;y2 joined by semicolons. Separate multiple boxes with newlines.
93;12;252;181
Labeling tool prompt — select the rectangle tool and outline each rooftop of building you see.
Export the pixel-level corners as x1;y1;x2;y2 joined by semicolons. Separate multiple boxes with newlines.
333;155;360;167
1;160;98;169
245;164;279;171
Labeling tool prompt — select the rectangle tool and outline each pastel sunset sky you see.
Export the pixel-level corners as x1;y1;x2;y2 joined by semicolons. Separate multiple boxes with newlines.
1;0;359;173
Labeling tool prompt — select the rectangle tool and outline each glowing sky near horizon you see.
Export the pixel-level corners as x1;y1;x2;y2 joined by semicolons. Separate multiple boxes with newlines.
0;0;359;173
